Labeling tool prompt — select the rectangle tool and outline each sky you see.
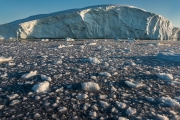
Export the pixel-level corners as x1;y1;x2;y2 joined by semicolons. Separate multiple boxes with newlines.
0;0;179;27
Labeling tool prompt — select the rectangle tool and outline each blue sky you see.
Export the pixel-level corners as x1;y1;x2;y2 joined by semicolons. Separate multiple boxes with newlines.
0;0;179;27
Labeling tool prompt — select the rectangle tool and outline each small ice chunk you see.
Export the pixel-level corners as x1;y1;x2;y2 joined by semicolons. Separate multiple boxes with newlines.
0;105;4;110
88;57;100;64
32;81;49;93
88;42;96;46
99;72;111;77
91;104;98;111
116;101;126;109
118;117;128;120
34;113;41;118
83;103;91;110
0;56;13;63
58;107;67;112
21;71;37;79
128;61;136;66
156;52;180;63
41;75;52;81
159;97;180;107
125;81;144;88
10;100;20;106
174;96;180;102
99;94;108;100
81;82;100;91
91;76;96;80
7;94;19;100
156;73;173;81
126;107;136;115
157;114;169;120
41;39;49;42
65;37;74;41
76;94;88;100
89;111;97;117
99;101;109;108
55;87;64;92
145;96;155;102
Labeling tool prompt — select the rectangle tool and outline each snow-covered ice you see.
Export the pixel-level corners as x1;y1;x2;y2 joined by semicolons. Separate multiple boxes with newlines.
32;81;50;93
156;73;173;81
156;52;180;62
21;71;37;79
0;56;13;63
88;57;101;64
81;82;100;91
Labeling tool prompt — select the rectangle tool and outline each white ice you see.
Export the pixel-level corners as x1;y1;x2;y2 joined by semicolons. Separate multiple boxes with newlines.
81;82;100;91
32;81;50;93
21;71;37;79
156;73;173;81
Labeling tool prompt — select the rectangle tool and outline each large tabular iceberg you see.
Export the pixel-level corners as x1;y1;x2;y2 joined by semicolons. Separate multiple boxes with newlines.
0;4;179;40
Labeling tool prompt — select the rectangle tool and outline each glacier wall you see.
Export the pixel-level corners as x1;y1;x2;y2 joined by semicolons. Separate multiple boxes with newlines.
0;5;179;40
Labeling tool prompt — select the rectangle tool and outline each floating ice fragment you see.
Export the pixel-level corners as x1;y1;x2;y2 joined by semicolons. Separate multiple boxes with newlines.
98;72;111;77
89;111;97;117
126;107;136;115
21;71;37;79
125;81;144;88
58;107;67;112
0;56;13;63
10;100;20;106
88;57;101;64
159;97;180;107
118;117;128;120
156;73;173;81
41;75;52;81
34;113;41;118
7;94;19;100
88;42;96;46
0;105;4;110
76;94;88;99
99;101;109;108
81;82;100;91
156;52;180;63
65;37;74;41
116;101;126;109
157;114;169;120
32;81;49;93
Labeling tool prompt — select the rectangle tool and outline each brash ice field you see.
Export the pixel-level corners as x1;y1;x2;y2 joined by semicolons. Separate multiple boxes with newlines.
0;39;180;120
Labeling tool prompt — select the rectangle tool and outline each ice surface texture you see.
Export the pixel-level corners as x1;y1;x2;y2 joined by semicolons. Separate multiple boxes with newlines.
0;5;179;40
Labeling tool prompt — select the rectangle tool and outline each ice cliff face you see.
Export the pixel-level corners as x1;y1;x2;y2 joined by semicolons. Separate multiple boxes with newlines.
0;5;179;40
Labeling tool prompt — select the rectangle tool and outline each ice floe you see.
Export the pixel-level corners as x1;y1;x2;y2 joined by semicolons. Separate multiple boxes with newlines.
32;81;50;93
21;71;37;79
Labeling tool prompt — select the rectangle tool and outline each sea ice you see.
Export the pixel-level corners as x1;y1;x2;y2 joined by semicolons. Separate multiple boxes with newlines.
159;97;180;108
157;114;169;120
21;71;37;79
76;94;88;99
81;82;100;91
58;107;67;112
98;72;111;77
10;100;20;106
126;107;136;115
32;81;50;93
125;81;144;88
0;56;13;63
156;52;180;62
99;101;109;108
156;73;173;81
65;37;74;41
88;57;101;64
41;75;52;81
7;94;19;100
